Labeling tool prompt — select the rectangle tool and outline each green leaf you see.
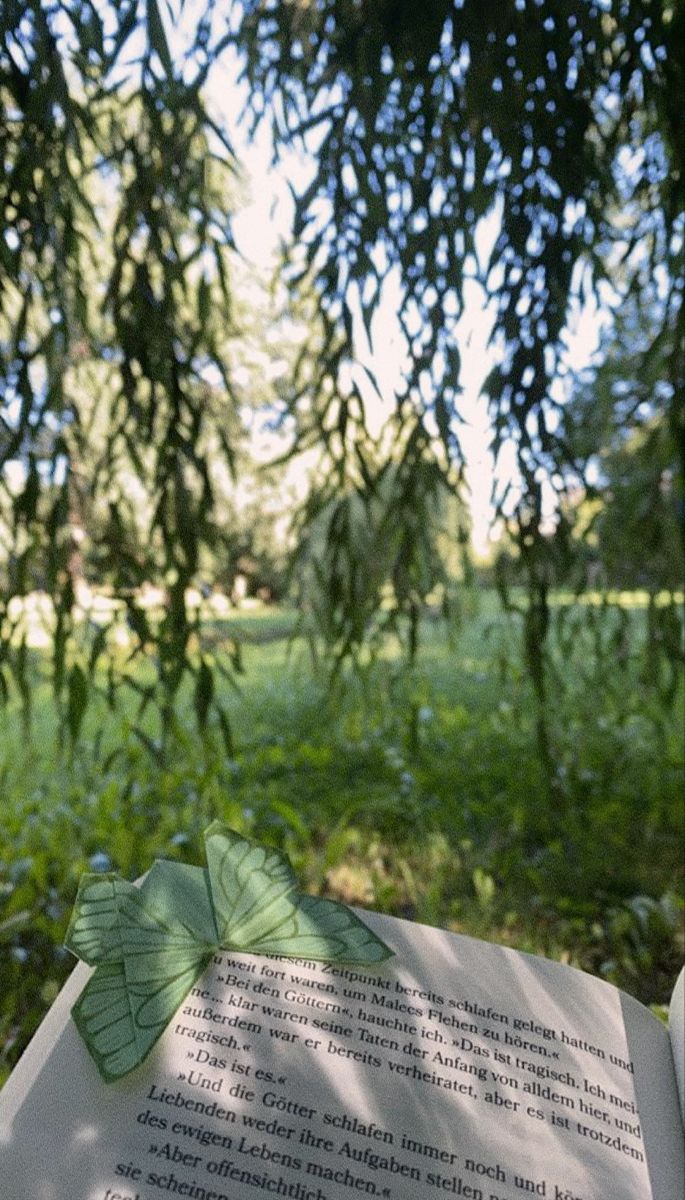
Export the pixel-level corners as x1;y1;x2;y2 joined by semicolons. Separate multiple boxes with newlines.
67;664;89;744
194;659;214;731
216;704;234;757
146;0;174;77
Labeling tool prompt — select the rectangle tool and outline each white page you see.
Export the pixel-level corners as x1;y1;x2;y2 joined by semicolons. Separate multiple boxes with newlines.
667;968;684;1122
1;911;683;1200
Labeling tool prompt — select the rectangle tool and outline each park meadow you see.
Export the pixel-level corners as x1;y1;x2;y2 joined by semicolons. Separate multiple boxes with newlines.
1;588;682;1088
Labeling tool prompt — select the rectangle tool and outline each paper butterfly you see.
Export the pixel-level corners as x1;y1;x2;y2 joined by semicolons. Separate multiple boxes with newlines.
64;822;393;1081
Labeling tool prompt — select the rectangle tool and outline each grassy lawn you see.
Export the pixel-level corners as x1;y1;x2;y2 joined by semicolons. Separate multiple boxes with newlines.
0;591;683;1085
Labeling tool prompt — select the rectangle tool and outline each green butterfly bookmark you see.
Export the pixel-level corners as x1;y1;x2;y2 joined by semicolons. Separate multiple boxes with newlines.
64;823;393;1082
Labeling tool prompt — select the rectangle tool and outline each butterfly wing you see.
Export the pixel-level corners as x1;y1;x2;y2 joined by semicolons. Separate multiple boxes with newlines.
206;823;392;963
69;871;214;1081
64;873;142;965
67;827;392;1081
204;822;298;948
236;892;393;962
72;950;209;1082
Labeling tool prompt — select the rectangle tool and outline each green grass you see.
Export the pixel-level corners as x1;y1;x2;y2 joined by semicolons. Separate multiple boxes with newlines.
0;592;683;1085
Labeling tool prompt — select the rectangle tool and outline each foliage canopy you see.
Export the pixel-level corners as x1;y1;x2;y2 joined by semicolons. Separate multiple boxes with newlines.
235;0;683;723
0;0;683;742
236;0;683;484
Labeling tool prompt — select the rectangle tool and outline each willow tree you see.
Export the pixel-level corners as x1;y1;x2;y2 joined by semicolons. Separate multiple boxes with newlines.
1;2;683;756
233;0;684;765
0;2;283;745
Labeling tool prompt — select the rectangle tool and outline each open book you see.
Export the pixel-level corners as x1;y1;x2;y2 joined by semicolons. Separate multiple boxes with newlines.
1;908;683;1200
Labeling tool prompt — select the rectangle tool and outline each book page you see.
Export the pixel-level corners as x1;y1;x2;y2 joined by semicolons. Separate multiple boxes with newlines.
1;911;683;1200
667;968;684;1122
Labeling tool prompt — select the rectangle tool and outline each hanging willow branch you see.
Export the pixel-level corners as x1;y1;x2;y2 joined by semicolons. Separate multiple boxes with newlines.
0;1;246;747
231;0;683;755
